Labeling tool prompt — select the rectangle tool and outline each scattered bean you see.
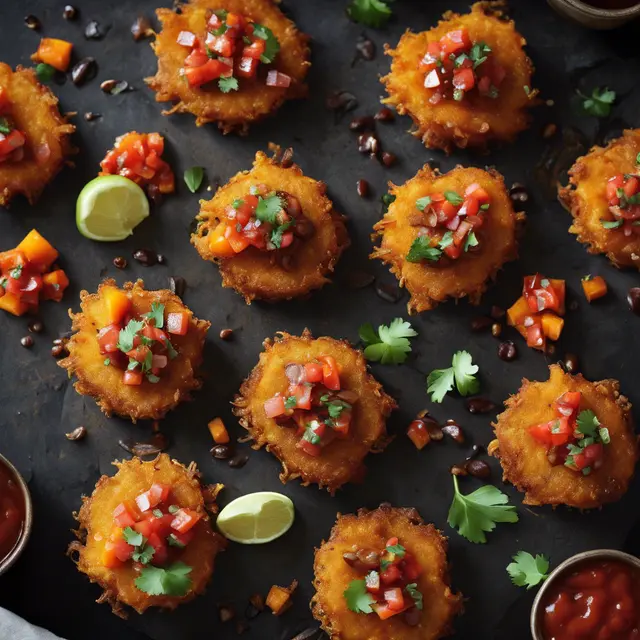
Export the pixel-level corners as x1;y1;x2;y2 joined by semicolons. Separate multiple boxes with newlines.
490;305;505;319
20;336;34;348
113;256;127;269
228;453;249;468
465;398;496;414
357;132;379;156
28;320;44;333
442;420;464;443
71;57;96;86
355;36;376;61
65;426;87;441
84;20;102;39
132;249;158;266
563;352;579;374
211;445;232;460
84;112;101;121
491;322;502;338
24;15;41;30
218;605;235;623
219;328;233;340
498;340;517;361
131;15;153;41
380;151;396;167
349;115;375;132
627;287;640;315
471;315;492;332
168;276;186;298
375;107;394;122
63;5;78;20
466;459;491;479
356;179;370;198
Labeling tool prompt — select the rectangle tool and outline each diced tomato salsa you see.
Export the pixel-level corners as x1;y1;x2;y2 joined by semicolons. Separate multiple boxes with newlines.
263;356;356;457
528;391;609;475
0;229;68;316
601;173;640;236
100;132;175;197
406;184;490;263
104;482;201;570
507;274;565;351
420;28;505;104
207;185;313;259
0;88;27;165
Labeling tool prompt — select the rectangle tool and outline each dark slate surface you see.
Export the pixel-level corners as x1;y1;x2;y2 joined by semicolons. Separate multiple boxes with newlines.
1;1;639;639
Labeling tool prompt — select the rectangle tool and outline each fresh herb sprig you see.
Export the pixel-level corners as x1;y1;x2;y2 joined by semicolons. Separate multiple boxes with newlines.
427;350;479;403
359;318;417;364
506;551;550;589
347;0;394;28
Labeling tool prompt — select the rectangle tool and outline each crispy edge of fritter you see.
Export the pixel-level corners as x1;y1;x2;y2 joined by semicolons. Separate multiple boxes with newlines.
232;329;396;494
371;164;523;314
311;505;463;640
145;0;310;133
490;364;639;509
191;147;350;303
0;63;75;206
58;279;210;423
558;129;640;270
380;1;537;154
68;454;225;617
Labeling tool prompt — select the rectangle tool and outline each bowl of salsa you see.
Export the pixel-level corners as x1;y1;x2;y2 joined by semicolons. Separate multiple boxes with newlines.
0;453;32;576
530;549;640;640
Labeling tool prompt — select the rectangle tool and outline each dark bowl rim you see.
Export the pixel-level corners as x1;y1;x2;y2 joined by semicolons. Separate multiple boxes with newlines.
552;0;640;17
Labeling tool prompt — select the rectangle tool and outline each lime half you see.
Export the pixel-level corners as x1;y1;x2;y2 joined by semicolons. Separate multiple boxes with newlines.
76;175;149;241
216;491;295;544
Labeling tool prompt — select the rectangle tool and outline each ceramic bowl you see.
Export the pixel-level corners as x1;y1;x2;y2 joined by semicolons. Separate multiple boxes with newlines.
547;0;640;29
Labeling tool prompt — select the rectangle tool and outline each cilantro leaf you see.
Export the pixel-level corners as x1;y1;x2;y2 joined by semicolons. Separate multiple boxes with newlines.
405;583;423;610
452;350;480;396
117;319;145;353
184;166;204;193
284;396;298;410
386;543;405;557
359;318;417;365
0;118;10;135
464;231;479;252
270;220;294;249
122;527;144;547
252;23;280;63
135;562;193;597
470;42;491;69
444;190;464;206
143;302;164;329
427;367;455;403
381;193;396;213
167;533;185;548
344;579;375;613
347;0;393;28
218;76;239;93
416;196;432;211
447;476;519;543
601;219;623;229
506;551;550;589
165;339;178;360
327;400;350;419
576;409;600;437
132;543;155;565
579;87;616;118
407;236;442;263
35;63;56;83
599;427;610;444
439;231;454;249
255;194;283;224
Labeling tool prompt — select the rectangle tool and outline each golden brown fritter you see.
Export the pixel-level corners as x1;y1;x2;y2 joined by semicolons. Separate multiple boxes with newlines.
491;365;638;509
145;0;310;132
311;505;462;640
59;279;209;422
233;330;396;493
559;129;640;269
0;63;75;206
191;148;349;303
381;2;536;154
371;164;522;314
69;454;225;616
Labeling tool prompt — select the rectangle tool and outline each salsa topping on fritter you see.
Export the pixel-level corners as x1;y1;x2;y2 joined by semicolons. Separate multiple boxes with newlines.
0;92;27;164
177;9;289;91
100;132;175;198
507;274;566;351
263;356;357;457
97;292;187;386
343;536;424;624
420;27;505;104
406;183;491;263
105;482;200;596
208;185;314;258
602;168;640;234
528;391;610;475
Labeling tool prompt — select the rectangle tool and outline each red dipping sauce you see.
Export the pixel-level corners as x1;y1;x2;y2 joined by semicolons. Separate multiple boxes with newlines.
0;459;26;563
541;559;640;640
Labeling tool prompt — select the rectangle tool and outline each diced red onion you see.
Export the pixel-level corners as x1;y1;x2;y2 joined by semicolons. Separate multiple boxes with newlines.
266;70;291;88
152;355;168;369
446;215;461;231
424;69;441;89
285;363;305;385
176;31;196;47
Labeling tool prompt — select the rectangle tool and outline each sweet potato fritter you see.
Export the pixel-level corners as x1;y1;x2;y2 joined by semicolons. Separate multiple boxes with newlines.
59;279;209;422
381;2;536;153
559;129;640;269
145;0;310;132
191;148;349;303
0;63;74;206
491;365;638;509
69;454;225;616
233;330;396;493
372;165;522;314
311;505;462;640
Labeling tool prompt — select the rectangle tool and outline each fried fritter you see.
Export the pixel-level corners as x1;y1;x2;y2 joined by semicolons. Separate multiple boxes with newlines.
0;63;74;206
145;0;310;132
371;164;522;314
381;2;536;153
191;148;349;303
311;505;462;640
69;454;225;616
233;330;395;493
559;129;640;269
491;365;638;509
59;279;209;422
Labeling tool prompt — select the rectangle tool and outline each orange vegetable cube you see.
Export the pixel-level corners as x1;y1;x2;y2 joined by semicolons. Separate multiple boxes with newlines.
549;279;566;314
0;291;29;316
101;541;124;569
0;249;27;273
32;38;73;72
103;287;131;325
208;418;230;444
507;296;530;327
42;269;69;302
581;276;608;302
16;230;59;272
266;580;298;616
541;312;564;341
208;223;236;258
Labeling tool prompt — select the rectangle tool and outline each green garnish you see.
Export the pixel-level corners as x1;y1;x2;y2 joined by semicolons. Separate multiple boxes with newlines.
284;396;298;410
168;504;180;514
9;264;22;279
386;543;405;557
427;350;479;403
469;42;491;69
103;358;111;366
270;220;294;249
184;166;204;193
143;302;164;329
255;194;284;224
346;0;394;28
578;86;616;118
167;533;186;548
381;193;396;213
407;236;442;263
506;551;550;589
0;118;11;135
117;319;145;353
464;231;478;252
444;191;464;206
122;527;144;547
359;317;417;365
416;196;432;211
252;23;280;63
344;579;375;613
135;562;193;597
218;76;239;93
35;63;56;83
405;583;423;610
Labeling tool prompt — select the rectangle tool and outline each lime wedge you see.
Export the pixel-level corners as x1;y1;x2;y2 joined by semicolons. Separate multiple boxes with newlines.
216;492;294;544
76;175;149;241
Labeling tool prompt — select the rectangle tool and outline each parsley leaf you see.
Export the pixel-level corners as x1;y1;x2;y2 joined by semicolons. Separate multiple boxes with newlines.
135;562;193;597
405;583;423;610
447;475;519;543
184;166;204;193
506;551;550;589
426;367;455;403
218;76;239;93
143;302;164;329
35;63;56;83
601;219;623;229
327;400;351;419
284;396;298;410
270;220;294;249
122;527;144;547
347;0;393;28
427;350;479;402
381;193;396;213
464;231;479;252
132;543;155;565
416;196;432;211
252;23;280;63
167;533;185;548
359;317;417;365
344;579;375;613
439;231;454;249
103;358;111;366
407;236;442;263
576;409;599;437
165;339;178;360
444;190;464;206
255;194;283;224
386;543;405;557
117;319;144;353
10;264;23;279
579;87;616;118
469;42;491;69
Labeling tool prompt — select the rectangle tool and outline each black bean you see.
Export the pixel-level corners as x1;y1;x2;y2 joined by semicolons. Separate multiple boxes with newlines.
168;276;186;298
465;398;496;414
113;256;127;269
356;179;370;198
490;305;505;319
375;279;402;303
471;315;493;332
51;344;66;358
24;15;41;30
131;15;152;41
374;107;394;122
498;341;517;362
442;420;464;443
28;320;44;333
628;287;640;315
219;328;233;340
491;322;502;338
449;463;468;476
465;444;483;461
380;151;396;167
63;5;78;20
71;57;96;86
349;115;375;132
423;416;443;441
357;132;379;156
132;249;157;266
100;79;117;93
156;254;166;264
466;459;491;479
344;270;374;289
84;112;101;121
355;36;376;61
211;445;232;460
228;453;249;468
20;336;34;348
326;90;358;121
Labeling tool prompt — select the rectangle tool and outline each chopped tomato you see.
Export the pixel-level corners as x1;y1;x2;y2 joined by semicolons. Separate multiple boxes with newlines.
380;564;402;585
549;417;572;446
135;483;170;513
606;175;624;204
123;369;143;386
439;28;471;55
304;362;324;383
265;71;292;88
264;395;286;418
298;438;322;457
372;603;401;620
320;355;340;391
453;67;475;91
133;518;154;538
97;324;121;354
184;58;231;87
290;384;312;410
583;443;603;466
170;508;202;534
403;554;422;581
243;39;265;59
166;311;189;336
525;323;545;349
554;392;581;419
237;56;259;79
113;501;140;528
571;452;588;471
147;532;168;565
102;540;125;568
225;224;251;253
384;588;405;612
